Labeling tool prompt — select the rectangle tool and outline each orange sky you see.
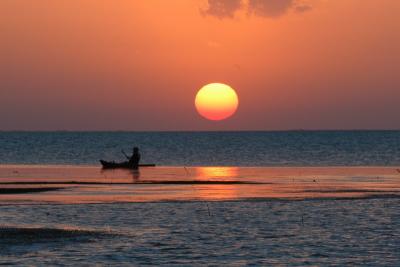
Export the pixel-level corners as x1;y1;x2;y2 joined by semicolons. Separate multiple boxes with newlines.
1;0;399;130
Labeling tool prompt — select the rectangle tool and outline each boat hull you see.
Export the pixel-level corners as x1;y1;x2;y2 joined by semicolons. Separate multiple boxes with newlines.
100;160;155;169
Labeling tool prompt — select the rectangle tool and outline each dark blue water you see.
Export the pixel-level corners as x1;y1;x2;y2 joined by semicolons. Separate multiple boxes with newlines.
0;131;399;166
1;199;400;265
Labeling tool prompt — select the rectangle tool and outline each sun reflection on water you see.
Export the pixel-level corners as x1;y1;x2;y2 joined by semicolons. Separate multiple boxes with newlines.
195;167;239;180
192;167;240;200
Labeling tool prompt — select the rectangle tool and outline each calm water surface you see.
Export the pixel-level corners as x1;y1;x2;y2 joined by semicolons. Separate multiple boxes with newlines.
0;131;400;166
1;131;400;265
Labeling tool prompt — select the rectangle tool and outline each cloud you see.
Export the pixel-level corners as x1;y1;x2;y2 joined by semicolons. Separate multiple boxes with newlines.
248;0;294;18
294;4;313;13
201;0;242;18
202;0;312;19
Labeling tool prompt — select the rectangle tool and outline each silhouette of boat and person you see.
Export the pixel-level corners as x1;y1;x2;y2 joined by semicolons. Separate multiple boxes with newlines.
100;147;155;170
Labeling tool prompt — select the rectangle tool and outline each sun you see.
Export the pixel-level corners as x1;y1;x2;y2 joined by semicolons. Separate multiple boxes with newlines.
195;83;239;121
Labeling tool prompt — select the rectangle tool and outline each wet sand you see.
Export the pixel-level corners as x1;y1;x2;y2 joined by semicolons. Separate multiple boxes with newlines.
0;165;399;204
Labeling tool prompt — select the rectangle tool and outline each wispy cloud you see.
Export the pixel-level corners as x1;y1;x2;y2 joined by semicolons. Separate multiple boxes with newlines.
201;0;242;18
294;4;313;13
201;0;313;19
248;0;294;18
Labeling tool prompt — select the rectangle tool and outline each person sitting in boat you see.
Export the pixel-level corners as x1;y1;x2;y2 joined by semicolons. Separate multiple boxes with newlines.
125;147;141;169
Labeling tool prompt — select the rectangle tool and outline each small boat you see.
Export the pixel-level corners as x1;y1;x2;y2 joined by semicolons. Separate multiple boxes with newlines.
100;160;156;169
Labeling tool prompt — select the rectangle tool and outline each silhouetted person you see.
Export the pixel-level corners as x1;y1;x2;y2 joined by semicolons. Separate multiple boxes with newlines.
126;147;141;169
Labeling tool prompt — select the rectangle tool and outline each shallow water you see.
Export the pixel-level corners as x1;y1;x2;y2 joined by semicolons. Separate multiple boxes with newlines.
0;199;399;265
1;165;399;265
1;166;400;204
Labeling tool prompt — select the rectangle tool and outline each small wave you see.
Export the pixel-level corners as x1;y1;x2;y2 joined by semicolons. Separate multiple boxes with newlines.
302;189;396;193
310;253;330;258
0;180;263;185
0;187;65;194
263;234;296;239
0;225;112;243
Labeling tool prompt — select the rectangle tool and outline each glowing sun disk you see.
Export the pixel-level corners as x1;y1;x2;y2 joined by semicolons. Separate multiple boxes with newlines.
195;83;239;121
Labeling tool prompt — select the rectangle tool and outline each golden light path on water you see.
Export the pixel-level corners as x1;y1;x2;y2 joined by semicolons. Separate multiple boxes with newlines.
0;165;400;204
193;167;240;200
195;167;239;180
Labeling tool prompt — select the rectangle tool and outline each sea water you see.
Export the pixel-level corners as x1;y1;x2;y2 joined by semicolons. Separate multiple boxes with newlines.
0;131;400;166
1;131;400;265
0;200;399;265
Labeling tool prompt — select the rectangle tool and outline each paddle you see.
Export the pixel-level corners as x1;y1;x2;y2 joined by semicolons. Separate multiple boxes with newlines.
121;149;129;160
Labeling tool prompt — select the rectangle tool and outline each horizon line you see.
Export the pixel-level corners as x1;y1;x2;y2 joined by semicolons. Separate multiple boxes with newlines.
1;129;400;133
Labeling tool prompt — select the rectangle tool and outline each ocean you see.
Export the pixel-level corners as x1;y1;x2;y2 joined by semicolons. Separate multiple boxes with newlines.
1;131;400;166
1;199;399;265
1;131;400;265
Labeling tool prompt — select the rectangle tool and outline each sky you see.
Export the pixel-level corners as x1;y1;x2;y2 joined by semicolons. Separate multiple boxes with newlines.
0;0;399;131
